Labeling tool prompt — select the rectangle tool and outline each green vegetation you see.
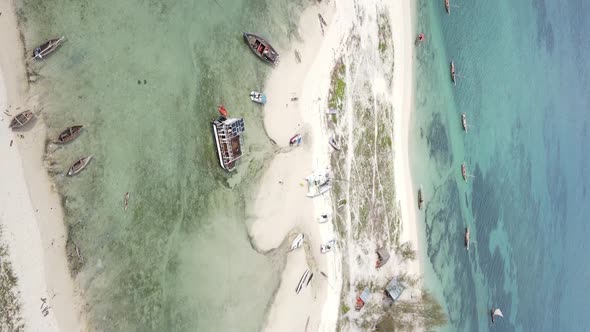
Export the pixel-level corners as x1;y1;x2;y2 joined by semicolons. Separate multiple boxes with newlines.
328;59;346;113
341;303;350;315
0;228;24;331
397;241;416;261
375;290;448;331
377;12;392;58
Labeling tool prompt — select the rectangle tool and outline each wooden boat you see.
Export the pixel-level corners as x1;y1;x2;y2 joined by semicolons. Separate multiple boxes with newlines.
67;156;92;176
295;269;310;294
329;137;341;151
124;192;130;211
445;0;450;14
318;14;327;26
9;110;34;129
249;91;267;105
461;113;467;132
289;233;304;251
450;61;456;85
490;308;504;323
55;125;83;144
418;187;424;210
243;32;279;65
465;227;470;250
461;163;467;181
32;36;65;60
211;105;246;172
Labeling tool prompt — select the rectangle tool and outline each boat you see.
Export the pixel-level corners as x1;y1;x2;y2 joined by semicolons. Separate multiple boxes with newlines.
465;227;470;250
490;308;504;323
329;137;341;151
450;61;456;85
55;125;83;144
445;0;450;14
289;233;304;251
243;32;279;65
461;163;467;181
67;156;92;176
355;287;371;311
249;91;267;105
306;273;314;286
375;248;390;268
9;110;34;129
461;113;467;131
320;239;335;254
306;169;331;197
326;108;339;115
211;105;246;172
418;187;424;210
124;192;130;211
32;36;65;60
318;14;327;26
289;134;302;146
415;33;425;46
295;269;310;294
317;214;329;224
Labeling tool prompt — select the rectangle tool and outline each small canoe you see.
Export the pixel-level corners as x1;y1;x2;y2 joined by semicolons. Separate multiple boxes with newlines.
450;61;456;85
249;91;267;105
55;125;83;144
9;110;34;129
329;137;341;151
461;163;467;181
295;269;310;294
243;32;279;65
289;233;304;251
461;113;467;132
418;187;424;210
218;104;228;118
32;36;65;60
67;155;92;176
465;227;470;250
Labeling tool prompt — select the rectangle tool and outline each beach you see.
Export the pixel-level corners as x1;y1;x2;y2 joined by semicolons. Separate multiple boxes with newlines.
250;0;422;330
0;1;84;331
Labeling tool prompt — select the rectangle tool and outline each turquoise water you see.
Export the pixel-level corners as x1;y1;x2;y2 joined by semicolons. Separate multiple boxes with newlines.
414;0;590;330
16;0;309;330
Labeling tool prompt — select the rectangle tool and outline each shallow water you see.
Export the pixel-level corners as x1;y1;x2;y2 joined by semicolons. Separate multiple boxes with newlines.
413;0;590;330
16;0;310;330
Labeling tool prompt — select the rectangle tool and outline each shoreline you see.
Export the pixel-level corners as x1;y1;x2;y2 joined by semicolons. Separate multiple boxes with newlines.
0;1;85;331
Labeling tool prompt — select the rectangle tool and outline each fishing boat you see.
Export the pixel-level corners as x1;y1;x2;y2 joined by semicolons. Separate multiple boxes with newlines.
317;214;329;224
249;91;267;105
375;248;391;268
465;227;470;250
418;187;424;210
32;36;65;60
490;308;504;323
450;61;456;85
9;110;34;129
461;113;467;132
289;134;302;146
355;288;371;311
445;0;450;14
67;156;92;176
211;105;246;172
295;269;310;294
55;125;83;144
289;233;304;251
329;137;341;151
461;163;467;181
320;239;335;253
243;32;279;65
305;169;331;197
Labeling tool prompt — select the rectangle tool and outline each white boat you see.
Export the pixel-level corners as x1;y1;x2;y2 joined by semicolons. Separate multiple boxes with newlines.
250;91;267;105
306;169;331;197
317;214;329;223
320;239;336;253
289;233;304;251
490;308;504;323
326;108;339;115
295;269;310;294
329;137;341;151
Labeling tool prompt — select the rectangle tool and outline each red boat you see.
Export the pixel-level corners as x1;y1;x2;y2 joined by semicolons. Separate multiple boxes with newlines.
355;288;371;311
289;134;302;146
415;33;425;46
218;105;228;117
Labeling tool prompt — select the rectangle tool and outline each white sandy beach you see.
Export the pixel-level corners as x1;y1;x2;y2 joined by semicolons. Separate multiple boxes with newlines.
249;0;421;330
0;1;85;331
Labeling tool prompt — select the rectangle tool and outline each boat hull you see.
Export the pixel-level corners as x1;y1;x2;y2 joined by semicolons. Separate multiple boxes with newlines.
67;156;92;176
56;125;83;144
243;33;279;65
9;110;34;129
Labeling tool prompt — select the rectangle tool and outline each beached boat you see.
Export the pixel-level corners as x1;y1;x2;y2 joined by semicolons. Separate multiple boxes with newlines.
465;227;470;250
320;239;335;253
306;169;330;197
490;308;504;323
461;163;467;181
355;287;371;311
55;125;83;144
317;214;329;224
445;0;450;14
461;113;467;132
32;36;65;60
318;14;327;27
9;110;34;129
211;105;246;172
375;248;391;268
249;91;267;105
450;61;456;85
243;32;279;65
67;155;92;176
418;187;424;210
289;233;304;251
329;137;341;151
295;269;310;294
289;133;302;146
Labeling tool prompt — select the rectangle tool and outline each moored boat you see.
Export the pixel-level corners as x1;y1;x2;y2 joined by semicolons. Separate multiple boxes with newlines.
415;33;425;46
490;308;504;323
289;233;304;251
445;0;450;14
55;125;83;144
249;91;267;105
465;227;470;250
329;136;341;151
211;105;246;172
9;110;34;129
461;113;467;132
67;155;92;176
295;269;310;294
289;133;302;146
243;32;279;65
461;163;467;181
450;61;456;85
32;36;65;60
418;187;424;210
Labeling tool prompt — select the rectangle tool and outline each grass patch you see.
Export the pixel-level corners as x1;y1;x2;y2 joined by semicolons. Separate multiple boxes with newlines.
0;228;25;331
328;59;346;111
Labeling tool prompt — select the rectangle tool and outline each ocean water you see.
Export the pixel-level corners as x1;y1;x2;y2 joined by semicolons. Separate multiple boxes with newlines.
413;0;590;330
16;0;309;330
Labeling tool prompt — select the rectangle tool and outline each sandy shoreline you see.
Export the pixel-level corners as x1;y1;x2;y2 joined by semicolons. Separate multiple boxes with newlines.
0;1;85;331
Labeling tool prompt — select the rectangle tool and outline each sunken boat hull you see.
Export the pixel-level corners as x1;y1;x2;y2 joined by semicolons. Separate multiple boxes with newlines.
243;32;279;65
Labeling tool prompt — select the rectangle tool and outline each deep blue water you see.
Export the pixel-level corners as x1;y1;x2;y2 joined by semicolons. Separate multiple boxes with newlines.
413;0;590;330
